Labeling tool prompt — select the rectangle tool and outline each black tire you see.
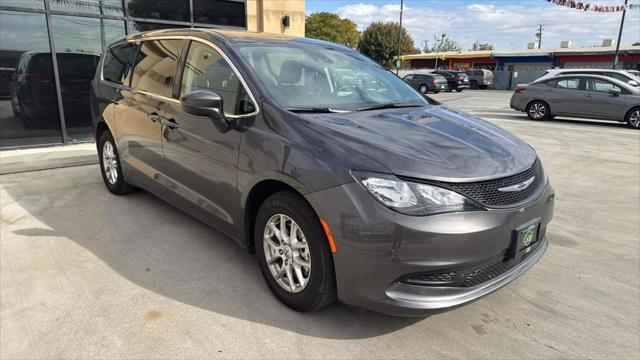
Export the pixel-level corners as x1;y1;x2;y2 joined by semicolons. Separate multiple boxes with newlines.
446;88;452;92
455;88;463;92
526;100;550;121
98;129;136;195
479;85;488;89
433;90;440;94
625;107;640;129
255;191;336;312
470;80;478;89
419;84;428;94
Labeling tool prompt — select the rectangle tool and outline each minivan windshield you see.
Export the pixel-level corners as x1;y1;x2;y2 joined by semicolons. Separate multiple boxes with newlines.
237;44;427;111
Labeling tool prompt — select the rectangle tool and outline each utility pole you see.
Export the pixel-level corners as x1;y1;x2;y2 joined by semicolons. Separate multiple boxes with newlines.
535;24;544;49
395;0;404;74
613;0;628;69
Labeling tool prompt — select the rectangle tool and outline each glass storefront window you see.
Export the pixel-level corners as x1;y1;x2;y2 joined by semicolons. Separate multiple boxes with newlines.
51;15;125;142
127;0;189;22
0;0;43;9
193;0;245;28
0;10;62;147
50;0;123;16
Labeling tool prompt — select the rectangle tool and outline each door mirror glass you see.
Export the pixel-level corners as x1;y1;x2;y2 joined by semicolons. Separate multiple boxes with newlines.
628;80;639;87
608;88;622;96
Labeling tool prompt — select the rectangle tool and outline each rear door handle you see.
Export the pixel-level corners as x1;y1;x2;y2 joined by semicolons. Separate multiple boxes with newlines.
160;117;179;129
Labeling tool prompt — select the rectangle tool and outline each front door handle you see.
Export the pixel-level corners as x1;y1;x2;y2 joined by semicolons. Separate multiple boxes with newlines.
148;112;162;122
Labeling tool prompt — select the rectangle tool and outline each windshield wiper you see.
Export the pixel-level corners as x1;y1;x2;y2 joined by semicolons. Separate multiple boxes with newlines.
286;107;350;113
356;103;424;111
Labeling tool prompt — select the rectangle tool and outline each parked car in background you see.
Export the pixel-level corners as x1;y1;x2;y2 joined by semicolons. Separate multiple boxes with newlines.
465;69;493;89
535;69;639;87
10;51;98;130
92;28;555;317
510;74;640;129
434;70;470;92
627;69;640;79
402;73;448;93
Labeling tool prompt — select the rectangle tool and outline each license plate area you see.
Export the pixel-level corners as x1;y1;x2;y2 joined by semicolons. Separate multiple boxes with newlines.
509;219;541;261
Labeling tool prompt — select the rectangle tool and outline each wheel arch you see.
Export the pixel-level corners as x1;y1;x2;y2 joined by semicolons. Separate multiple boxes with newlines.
243;178;318;253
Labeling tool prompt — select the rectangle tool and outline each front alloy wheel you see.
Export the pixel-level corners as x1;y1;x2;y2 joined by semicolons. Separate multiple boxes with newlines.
627;109;640;129
263;214;311;293
255;191;336;312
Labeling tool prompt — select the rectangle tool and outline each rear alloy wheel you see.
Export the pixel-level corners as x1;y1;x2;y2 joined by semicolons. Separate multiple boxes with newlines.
419;84;428;94
256;191;336;312
626;108;640;129
526;101;550;121
98;129;136;195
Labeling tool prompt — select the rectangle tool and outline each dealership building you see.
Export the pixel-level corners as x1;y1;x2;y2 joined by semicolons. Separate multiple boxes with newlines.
0;0;304;149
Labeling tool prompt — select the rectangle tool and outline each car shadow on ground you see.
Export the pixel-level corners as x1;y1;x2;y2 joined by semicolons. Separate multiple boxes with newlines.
3;166;425;340
479;112;630;130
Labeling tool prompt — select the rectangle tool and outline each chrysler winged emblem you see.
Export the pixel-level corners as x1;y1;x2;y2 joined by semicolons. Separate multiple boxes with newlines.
498;176;536;192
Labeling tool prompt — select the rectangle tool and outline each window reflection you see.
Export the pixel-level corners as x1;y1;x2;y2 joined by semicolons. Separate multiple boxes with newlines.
0;0;43;9
0;10;62;147
127;0;189;22
50;0;123;16
51;15;125;141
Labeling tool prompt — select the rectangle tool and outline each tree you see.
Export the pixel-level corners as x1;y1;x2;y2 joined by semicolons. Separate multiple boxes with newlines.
357;21;419;68
470;41;494;51
305;12;360;48
423;35;461;53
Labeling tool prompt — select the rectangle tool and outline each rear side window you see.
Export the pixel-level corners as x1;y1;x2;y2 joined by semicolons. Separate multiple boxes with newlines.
404;75;413;80
181;41;255;116
131;39;183;98
586;79;621;93
102;43;136;84
554;78;580;89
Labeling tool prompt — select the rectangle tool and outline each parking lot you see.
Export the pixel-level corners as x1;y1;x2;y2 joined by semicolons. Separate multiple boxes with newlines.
1;90;638;359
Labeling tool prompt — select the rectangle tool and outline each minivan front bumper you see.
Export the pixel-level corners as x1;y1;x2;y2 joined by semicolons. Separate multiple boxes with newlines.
306;180;555;317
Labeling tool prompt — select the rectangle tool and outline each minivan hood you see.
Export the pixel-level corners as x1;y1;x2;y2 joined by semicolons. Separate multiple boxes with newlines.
298;105;537;182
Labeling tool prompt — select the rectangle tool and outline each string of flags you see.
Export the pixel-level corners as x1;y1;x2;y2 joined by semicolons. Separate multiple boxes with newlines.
546;0;639;12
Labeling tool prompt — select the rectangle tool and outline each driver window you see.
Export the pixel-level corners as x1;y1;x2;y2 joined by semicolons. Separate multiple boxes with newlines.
586;79;621;93
181;41;255;116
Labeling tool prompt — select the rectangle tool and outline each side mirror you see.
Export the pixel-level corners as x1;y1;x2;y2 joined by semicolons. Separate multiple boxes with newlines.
608;88;622;96
628;80;639;87
181;90;229;133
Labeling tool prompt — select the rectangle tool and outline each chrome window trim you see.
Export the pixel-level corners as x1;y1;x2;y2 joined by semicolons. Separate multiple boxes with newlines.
121;35;260;119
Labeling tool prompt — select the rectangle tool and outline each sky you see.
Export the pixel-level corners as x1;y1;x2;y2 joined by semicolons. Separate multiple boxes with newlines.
306;0;640;51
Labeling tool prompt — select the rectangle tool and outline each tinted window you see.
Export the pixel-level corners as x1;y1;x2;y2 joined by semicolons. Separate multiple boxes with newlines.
181;41;255;115
403;75;413;80
131;40;183;98
193;0;246;27
51;0;123;16
127;0;189;22
103;43;136;84
608;73;631;83
586;79;621;93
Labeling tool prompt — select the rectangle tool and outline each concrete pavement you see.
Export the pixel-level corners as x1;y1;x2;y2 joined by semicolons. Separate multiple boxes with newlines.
1;90;639;358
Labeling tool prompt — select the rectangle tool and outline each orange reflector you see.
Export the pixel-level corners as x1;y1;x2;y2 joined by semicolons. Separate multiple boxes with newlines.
320;219;337;253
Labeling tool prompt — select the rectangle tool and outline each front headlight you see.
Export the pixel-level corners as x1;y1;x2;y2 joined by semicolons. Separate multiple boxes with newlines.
351;171;481;216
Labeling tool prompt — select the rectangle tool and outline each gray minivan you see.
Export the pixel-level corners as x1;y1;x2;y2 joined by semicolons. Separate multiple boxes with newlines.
91;29;555;316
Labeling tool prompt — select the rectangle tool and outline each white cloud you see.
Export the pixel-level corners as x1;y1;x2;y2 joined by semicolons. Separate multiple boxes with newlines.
335;2;640;50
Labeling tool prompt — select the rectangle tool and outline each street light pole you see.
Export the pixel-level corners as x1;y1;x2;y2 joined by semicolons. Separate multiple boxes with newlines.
613;0;628;69
396;0;404;74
